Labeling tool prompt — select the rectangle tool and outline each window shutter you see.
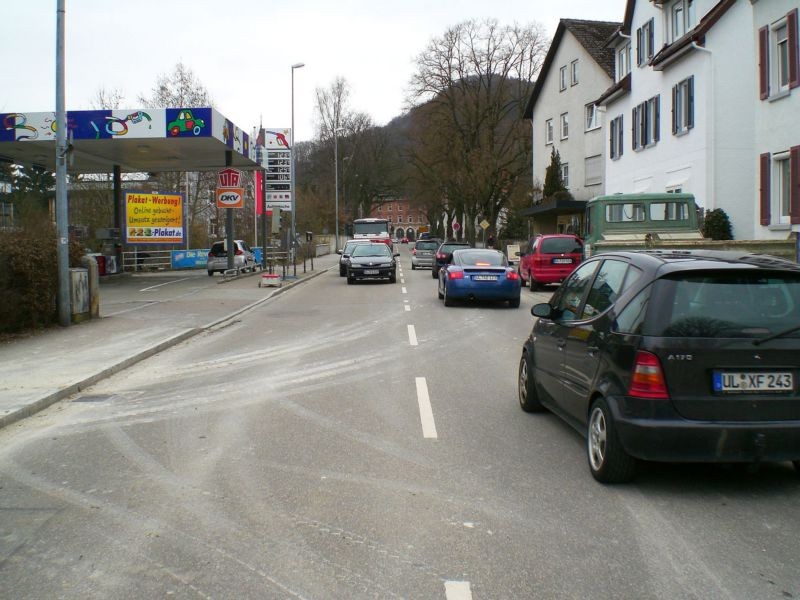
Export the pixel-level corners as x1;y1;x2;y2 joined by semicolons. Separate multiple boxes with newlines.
791;146;800;224
688;76;695;129
759;27;770;100
609;121;615;158
789;9;799;89
636;28;642;66
648;19;654;61
672;85;677;134
760;153;771;226
619;115;624;157
655;96;661;142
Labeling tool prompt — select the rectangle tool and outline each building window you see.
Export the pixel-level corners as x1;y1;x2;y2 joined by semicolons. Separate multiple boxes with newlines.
585;154;603;186
668;0;695;43
571;60;579;85
672;76;694;135
632;95;660;150
560;66;567;91
636;18;655;66
775;154;791;223
560;163;569;189
609;115;624;160
585;104;600;131
760;10;799;100
387;204;392;211
776;24;791;92
617;42;631;81
545;119;554;144
377;205;382;213
397;203;402;211
560;113;569;140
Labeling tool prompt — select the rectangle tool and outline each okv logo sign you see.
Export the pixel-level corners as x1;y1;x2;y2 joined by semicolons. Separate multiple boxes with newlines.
216;168;244;209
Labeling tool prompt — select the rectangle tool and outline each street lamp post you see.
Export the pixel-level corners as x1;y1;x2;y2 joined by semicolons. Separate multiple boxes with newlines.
334;126;345;253
290;62;305;276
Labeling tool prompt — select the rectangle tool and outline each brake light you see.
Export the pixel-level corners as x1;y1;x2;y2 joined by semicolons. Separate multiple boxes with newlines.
412;248;417;255
235;248;243;256
436;252;446;260
628;351;669;399
507;270;519;280
447;269;464;279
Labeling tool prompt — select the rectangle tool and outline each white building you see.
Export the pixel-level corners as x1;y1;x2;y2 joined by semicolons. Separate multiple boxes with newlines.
597;0;800;241
523;19;620;234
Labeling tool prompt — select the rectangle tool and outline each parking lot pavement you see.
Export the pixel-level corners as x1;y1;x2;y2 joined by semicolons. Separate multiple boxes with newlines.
0;254;339;430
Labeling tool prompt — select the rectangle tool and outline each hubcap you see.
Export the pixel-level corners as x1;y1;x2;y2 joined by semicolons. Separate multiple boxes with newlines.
519;359;528;405
588;407;607;471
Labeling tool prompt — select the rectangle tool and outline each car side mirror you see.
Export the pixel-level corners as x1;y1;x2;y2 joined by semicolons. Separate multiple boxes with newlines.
531;303;554;319
394;253;400;257
337;250;343;255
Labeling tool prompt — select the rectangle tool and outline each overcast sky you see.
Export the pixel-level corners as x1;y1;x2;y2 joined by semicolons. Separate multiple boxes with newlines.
1;0;625;142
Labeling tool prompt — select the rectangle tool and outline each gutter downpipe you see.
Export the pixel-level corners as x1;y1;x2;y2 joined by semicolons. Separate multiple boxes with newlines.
692;42;714;212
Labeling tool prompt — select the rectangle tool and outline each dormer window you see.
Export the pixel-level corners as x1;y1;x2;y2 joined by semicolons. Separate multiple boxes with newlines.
668;0;696;44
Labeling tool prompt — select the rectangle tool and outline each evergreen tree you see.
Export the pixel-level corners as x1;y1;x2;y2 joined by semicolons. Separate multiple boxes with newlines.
542;147;567;199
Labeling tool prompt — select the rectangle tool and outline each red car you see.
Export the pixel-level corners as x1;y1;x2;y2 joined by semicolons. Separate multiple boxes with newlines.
518;234;583;290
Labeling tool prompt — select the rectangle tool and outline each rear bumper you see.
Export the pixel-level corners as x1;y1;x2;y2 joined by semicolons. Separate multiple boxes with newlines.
447;280;520;300
412;256;434;267
609;396;800;463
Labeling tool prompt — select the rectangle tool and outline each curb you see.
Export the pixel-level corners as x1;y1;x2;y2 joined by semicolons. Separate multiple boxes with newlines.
0;265;334;432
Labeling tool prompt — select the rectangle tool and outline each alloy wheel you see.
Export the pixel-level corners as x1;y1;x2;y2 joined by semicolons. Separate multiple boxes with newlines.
588;407;607;471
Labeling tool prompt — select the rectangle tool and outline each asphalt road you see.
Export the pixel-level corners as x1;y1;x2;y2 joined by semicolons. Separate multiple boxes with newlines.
1;247;799;599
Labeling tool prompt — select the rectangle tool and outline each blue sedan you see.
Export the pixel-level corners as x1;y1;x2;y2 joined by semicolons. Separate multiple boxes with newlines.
438;248;521;307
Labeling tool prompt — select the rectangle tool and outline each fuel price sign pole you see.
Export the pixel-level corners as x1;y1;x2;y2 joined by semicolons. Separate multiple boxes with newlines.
216;164;244;270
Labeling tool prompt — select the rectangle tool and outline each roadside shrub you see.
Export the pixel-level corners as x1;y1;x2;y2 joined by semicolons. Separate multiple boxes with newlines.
702;208;733;241
0;218;84;333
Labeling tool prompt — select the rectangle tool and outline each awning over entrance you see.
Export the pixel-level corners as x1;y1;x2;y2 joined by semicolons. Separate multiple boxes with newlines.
518;197;587;217
0;107;259;173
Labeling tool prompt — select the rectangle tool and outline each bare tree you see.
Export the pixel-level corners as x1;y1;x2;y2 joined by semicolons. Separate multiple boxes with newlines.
407;19;547;242
89;86;126;110
138;62;212;108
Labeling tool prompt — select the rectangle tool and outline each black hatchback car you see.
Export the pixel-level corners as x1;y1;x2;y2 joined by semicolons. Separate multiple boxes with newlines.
518;250;800;483
431;241;471;278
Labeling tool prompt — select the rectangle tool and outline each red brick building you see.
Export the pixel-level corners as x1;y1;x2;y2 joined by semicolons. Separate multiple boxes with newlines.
368;198;429;240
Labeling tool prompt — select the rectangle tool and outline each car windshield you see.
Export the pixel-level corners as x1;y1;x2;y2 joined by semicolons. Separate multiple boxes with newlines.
649;271;800;338
540;237;583;254
351;244;391;257
456;250;506;266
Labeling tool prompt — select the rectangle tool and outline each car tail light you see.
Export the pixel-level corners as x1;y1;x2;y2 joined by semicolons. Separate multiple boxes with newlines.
412;249;417;255
447;268;464;280
436;252;446;260
628;351;669;399
235;248;243;256
507;270;519;280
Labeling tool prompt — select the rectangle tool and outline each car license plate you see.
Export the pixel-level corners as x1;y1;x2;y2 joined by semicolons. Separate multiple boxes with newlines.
552;258;573;264
713;371;794;393
364;269;379;275
473;275;498;281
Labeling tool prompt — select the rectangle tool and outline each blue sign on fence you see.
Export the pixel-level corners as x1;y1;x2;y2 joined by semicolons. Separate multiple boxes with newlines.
171;249;208;269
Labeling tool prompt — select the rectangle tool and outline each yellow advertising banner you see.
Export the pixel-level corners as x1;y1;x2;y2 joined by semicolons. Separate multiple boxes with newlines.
124;192;184;244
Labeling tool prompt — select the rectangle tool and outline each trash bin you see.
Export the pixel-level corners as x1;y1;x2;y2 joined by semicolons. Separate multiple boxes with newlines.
95;255;106;276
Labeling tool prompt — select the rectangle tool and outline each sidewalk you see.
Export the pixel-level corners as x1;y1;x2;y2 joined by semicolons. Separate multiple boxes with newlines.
0;253;339;431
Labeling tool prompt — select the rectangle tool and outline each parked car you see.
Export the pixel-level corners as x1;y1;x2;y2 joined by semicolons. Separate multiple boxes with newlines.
431;241;471;278
400;237;409;244
346;243;399;284
518;234;584;290
518;250;800;483
207;240;255;276
411;239;442;270
337;239;378;276
438;248;521;307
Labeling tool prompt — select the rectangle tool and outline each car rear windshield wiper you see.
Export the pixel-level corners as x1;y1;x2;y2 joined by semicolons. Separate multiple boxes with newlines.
753;324;800;346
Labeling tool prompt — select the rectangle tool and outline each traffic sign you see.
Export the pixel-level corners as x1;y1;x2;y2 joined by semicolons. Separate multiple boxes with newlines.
480;219;490;230
452;222;461;231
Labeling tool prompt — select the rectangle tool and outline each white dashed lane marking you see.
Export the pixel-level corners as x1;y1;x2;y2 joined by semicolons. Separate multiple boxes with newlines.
415;377;438;439
402;287;408;294
407;324;418;346
445;581;473;599
404;305;411;312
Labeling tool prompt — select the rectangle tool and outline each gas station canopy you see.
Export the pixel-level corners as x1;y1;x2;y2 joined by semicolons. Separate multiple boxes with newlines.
0;107;259;173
